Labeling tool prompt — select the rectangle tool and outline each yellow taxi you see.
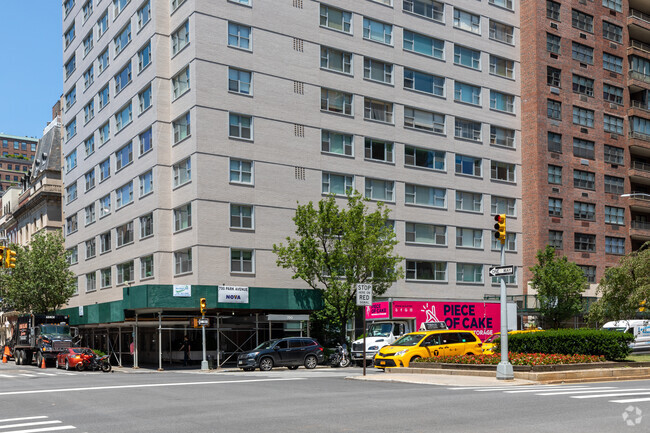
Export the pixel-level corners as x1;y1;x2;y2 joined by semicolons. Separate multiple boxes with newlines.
481;329;542;354
373;330;482;369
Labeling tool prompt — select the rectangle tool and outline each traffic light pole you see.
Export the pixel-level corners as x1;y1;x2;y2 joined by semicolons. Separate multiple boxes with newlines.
496;242;513;380
201;313;208;371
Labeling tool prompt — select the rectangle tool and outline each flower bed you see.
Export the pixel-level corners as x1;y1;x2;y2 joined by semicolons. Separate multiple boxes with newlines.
417;353;605;366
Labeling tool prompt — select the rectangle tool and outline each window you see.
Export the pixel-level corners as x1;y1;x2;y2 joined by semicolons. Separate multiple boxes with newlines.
578;265;596;283
457;263;483;283
456;228;482;249
573;137;595;159
114;23;132;56
454;82;481;106
66;119;77;141
548;165;562;184
605;206;624;225
115;181;134;208
603;22;622;43
490;126;515;148
572;42;593;64
174;203;192;232
363;18;392;45
320;46;352;74
65;87;76;111
405;184;446;208
100;231;111;253
546;66;561;87
404;108;444;133
138;42;151;71
453;9;480;34
86;273;96;292
100;158;110;182
117;261;134;284
404;69;444;96
228;113;253;139
575;233;596;252
405;222;446;245
83;66;94;89
572;75;594;97
364;99;393;123
547;99;561;120
172;66;190;99
230;204;253;229
138;1;150;29
85;169;95;191
66;150;77;173
549;197;563;217
490;90;514;113
492;196;516;217
100;268;111;288
403;0;444;22
549;230;563;249
403;30;444;59
547;33;560;54
602;0;621;13
228;68;251;94
65;55;76;79
322;172;354;195
82;0;93;21
115;142;133;171
456;191;482;212
173;157;191;186
115;103;133;132
492;233;517;252
406;260;446;281
171;0;186;11
363;58;393;84
139;86;152;113
66;182;78;204
114;0;129;16
547;0;560;20
604;145;624;165
404;146;445;170
139;170;153;196
603;84;623;105
68;247;78;265
231;249;254;273
572;106;594;127
603;53;623;73
229;159;253;184
364;138;393;163
174;249;192;275
455;119;482;141
604;114;624;134
140;213;153;238
172;20;190;55
490;56;514;79
66;214;78;235
140;255;154;279
86;238;96;259
604;175;624;194
140;128;152;155
83;32;93;56
100;194;111;217
365;178;395;202
321;88;353;115
97;50;110;77
173;112;191;143
489;20;513;44
455;155;482;177
321;130;353;156
319;4;352;33
98;84;110;110
573;169;595;190
454;45;480;70
116;221;134;247
84;101;94;123
97;10;109;37
572;9;593;32
491;161;515;182
228;22;251;50
574;201;595;221
114;62;132;94
632;116;650;137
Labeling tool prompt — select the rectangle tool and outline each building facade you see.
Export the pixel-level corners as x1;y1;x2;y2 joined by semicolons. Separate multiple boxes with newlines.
0;134;38;193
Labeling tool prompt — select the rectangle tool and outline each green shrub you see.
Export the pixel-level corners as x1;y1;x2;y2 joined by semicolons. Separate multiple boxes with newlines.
494;329;633;361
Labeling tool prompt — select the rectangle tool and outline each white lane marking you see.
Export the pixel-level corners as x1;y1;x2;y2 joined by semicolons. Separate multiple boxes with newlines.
504;386;601;394
18;374;36;377
4;426;75;433
0;375;15;378
35;373;56;377
448;385;580;390
0;377;305;396
573;391;650;399
474;386;593;393
0;421;61;430
55;373;75;376
611;396;650;403
0;418;47;424
535;387;629;396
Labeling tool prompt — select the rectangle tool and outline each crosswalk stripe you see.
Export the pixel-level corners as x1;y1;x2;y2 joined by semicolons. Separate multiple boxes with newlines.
448;385;577;390
503;386;596;394
0;374;15;378
610;396;650;403
573;391;650;399
35;373;56;377
4;426;75;433
473;386;591;393
18;374;36;377
0;420;61;429
0;418;47;424
56;373;75;376
535;387;631;396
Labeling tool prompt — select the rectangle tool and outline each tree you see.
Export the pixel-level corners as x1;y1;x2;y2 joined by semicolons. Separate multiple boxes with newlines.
273;191;403;344
529;245;588;328
0;231;76;314
587;242;650;324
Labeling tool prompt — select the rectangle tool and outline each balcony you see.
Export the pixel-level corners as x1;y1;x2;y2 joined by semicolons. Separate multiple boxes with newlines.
629;9;650;39
631;160;650;185
629;130;650;154
630;219;650;241
629;100;650;118
627;192;650;212
628;71;650;92
629;39;650;58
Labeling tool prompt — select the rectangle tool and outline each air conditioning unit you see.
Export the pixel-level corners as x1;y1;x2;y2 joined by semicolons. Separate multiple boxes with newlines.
610;103;618;109
550;87;560;94
579;33;587;39
550;22;558;30
580;159;589;165
611;133;619;139
581;128;589;134
579;95;588;102
610;42;618;49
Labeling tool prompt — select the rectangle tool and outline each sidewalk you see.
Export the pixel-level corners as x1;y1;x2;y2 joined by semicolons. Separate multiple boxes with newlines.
347;372;536;387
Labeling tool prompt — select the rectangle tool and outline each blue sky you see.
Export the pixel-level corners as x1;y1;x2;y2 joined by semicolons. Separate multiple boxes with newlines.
0;2;62;139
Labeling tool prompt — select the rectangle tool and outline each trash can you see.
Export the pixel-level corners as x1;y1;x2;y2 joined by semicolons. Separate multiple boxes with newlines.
207;355;214;369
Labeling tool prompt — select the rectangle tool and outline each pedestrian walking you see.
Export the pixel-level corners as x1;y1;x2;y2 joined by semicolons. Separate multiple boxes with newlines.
180;335;191;366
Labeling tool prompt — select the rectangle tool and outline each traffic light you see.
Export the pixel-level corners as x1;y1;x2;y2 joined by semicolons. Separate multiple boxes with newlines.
4;249;16;268
200;297;206;315
0;246;5;268
494;214;506;245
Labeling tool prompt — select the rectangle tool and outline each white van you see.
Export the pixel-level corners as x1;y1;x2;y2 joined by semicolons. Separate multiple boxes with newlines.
602;320;650;354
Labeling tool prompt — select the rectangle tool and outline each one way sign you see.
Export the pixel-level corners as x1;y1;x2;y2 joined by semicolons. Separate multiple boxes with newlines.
489;265;515;277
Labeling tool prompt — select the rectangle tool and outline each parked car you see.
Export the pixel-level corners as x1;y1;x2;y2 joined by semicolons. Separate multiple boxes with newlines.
374;330;482;369
237;337;325;371
603;320;650;354
56;347;92;371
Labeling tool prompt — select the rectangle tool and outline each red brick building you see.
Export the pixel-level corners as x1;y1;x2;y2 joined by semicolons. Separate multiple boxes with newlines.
0;134;38;192
521;0;650;295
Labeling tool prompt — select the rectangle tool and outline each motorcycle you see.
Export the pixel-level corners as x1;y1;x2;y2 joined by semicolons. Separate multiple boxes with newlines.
77;349;112;372
329;343;351;368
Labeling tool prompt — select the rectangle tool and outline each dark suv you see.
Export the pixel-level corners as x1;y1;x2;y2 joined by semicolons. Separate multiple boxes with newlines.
237;337;325;371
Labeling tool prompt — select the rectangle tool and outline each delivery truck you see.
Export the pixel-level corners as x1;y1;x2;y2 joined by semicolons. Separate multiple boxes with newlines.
5;314;74;367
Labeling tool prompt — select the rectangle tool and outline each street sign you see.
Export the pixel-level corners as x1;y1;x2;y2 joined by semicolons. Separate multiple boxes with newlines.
356;284;372;307
197;318;209;326
489;265;515;277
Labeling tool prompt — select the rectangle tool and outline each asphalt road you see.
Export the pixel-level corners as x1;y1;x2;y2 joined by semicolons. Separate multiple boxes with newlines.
1;362;649;433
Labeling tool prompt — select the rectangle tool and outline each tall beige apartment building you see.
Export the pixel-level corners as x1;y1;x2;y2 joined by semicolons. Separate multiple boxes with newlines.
60;0;521;357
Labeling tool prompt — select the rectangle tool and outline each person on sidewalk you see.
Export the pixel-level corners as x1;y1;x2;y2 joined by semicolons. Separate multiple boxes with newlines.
180;336;191;366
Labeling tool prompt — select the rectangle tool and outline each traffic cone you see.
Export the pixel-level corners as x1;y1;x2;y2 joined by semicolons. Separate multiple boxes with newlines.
41;356;46;369
2;346;8;363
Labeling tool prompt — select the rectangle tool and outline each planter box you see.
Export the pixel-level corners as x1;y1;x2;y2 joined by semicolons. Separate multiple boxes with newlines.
415;361;650;372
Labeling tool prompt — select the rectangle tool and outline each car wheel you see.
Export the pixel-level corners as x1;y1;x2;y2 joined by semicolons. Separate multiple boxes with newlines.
304;355;317;369
409;355;421;366
55;359;59;369
65;359;70;371
14;350;21;365
259;357;273;371
287;365;299;370
466;352;475;356
35;352;42;368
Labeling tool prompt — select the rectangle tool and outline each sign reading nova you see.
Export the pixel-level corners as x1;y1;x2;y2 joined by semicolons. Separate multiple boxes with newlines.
218;285;249;303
